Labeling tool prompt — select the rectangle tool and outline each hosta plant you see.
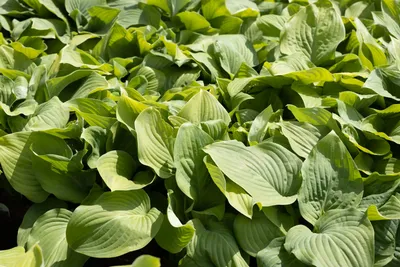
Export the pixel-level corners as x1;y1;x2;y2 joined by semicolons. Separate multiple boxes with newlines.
0;0;400;266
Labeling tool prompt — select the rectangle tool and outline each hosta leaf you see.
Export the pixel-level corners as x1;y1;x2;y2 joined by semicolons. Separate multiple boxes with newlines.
146;0;190;16
248;105;274;146
10;97;69;132
279;121;322;158
11;36;47;59
31;136;94;203
66;98;116;128
67;72;108;100
18;198;68;248
363;65;400;101
212;34;258;77
387;223;400;266
204;140;302;207
257;237;307;267
354;18;387;70
373;220;399;266
298;131;363;225
201;0;229;20
155;180;195;254
135;107;175;178
27;208;88;267
233;209;284;257
46;70;92;98
180;219;248;267
174;123;214;200
200;119;228;141
84;6;120;34
80;126;107;169
132;255;161;267
116;5;161;29
280;0;345;65
256;15;287;37
97;150;154;191
367;193;400;220
65;0;107;20
285;208;375;267
66;190;163;258
0;244;44;267
360;174;400;210
178;90;231;125
177;11;211;33
59;46;112;73
0;132;49;202
116;94;148;132
205;155;254;218
12;18;69;43
0;45;36;79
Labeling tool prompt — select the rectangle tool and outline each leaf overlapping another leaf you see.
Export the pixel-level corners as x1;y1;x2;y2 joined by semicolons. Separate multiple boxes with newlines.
0;0;398;266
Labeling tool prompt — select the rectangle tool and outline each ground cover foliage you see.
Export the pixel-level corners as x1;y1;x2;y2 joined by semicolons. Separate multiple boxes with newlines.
0;0;400;266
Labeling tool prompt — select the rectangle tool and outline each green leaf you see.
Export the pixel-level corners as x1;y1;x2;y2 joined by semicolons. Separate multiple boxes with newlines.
280;0;345;65
177;11;211;33
135;107;175;178
354;18;387;70
367;193;400;220
205;155;254;218
373;220;399;266
234;209;284;257
225;0;259;18
10;97;69;132
12;18;69;44
174;123;214;202
11;36;47;59
248;106;274;146
212;35;259;77
256;15;287;37
17;198;68;248
31;135;94;203
97;150;155;191
387;222;400;266
0;45;36;79
0;244;44;267
201;0;229;20
66;190;163;258
66;98;116;128
0;132;49;202
279;121;322;158
257;237;307;267
285;208;374;267
116;94;147;132
81;126;107;168
298;131;363;225
363;65;400;101
180;219;248;267
46;70;93;98
360;174;400;211
204;140;302;207
178;90;231;125
65;0;106;19
67;72;108;100
132;255;161;267
116;5;161;29
27;208;88;267
84;6;120;34
59;45;112;73
146;0;190;16
200;119;229;141
155;181;195;254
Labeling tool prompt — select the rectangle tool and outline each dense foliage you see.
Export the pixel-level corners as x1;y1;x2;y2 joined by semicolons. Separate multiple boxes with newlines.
0;0;400;266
